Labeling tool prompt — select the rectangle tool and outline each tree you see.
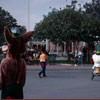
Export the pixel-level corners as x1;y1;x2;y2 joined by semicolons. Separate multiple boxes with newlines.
84;0;100;18
34;8;84;43
34;3;100;61
83;0;100;45
0;7;26;45
34;8;86;61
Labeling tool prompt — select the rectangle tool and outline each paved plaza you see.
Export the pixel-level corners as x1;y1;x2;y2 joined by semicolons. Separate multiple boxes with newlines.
1;64;100;99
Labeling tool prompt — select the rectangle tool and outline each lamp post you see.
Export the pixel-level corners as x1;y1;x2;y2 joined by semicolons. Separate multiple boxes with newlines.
27;0;31;47
28;0;30;31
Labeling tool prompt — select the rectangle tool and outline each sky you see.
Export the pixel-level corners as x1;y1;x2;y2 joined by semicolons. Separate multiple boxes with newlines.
0;0;92;31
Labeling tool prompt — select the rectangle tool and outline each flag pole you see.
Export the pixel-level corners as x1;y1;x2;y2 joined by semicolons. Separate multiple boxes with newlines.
28;0;30;31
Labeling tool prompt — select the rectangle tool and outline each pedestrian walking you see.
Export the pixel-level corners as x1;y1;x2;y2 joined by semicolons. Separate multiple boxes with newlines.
38;48;48;78
0;27;34;99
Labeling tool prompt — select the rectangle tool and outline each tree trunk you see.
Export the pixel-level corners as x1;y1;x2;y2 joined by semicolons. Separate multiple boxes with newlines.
66;42;70;61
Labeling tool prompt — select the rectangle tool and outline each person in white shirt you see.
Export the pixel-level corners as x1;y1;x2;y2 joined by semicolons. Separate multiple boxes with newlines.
77;49;84;65
91;44;100;80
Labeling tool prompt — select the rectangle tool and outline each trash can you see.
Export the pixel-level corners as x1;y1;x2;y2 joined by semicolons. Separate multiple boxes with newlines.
48;54;56;65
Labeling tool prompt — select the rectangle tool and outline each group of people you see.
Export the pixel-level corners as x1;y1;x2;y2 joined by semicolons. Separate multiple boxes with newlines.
74;44;100;80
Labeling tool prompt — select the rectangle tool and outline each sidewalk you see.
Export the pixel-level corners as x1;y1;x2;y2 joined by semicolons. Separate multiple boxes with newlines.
26;64;92;70
0;63;92;70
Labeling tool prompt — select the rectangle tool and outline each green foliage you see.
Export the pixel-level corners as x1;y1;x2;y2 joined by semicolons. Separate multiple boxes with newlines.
34;2;100;44
84;0;100;18
0;7;26;45
34;8;84;43
81;15;100;42
83;0;100;42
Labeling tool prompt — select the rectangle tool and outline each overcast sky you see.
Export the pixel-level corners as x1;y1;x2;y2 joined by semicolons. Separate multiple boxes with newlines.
0;0;92;31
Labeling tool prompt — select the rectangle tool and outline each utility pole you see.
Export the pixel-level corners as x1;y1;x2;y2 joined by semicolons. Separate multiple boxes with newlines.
28;0;30;31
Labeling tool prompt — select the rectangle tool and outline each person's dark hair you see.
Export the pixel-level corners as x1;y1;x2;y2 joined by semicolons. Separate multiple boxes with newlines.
41;48;50;56
41;48;45;53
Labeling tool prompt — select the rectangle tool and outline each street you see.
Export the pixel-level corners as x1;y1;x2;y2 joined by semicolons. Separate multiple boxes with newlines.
0;64;100;99
23;64;100;99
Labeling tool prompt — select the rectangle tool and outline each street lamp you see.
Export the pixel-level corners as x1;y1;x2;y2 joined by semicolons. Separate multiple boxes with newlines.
28;0;30;31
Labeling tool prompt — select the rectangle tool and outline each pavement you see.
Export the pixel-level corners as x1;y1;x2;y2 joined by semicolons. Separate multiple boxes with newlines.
1;63;96;99
23;64;100;99
26;63;92;70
